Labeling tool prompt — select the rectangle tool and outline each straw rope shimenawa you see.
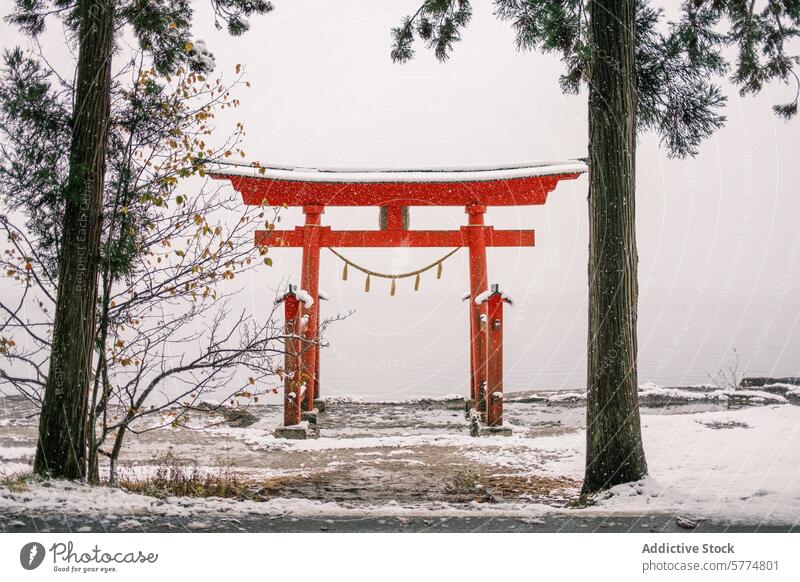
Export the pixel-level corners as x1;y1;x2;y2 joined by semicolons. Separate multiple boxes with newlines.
327;247;460;295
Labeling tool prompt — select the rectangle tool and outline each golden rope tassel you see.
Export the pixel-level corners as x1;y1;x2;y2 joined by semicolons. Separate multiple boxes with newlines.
326;248;460;290
390;278;397;296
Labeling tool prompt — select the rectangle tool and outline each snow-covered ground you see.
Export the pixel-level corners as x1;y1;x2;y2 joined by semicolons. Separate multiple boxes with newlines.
1;391;799;527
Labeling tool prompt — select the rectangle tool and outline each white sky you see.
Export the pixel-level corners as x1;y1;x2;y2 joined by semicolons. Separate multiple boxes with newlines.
1;0;798;398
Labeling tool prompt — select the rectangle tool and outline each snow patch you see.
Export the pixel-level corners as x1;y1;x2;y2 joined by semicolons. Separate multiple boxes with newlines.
296;289;314;307
722;389;787;403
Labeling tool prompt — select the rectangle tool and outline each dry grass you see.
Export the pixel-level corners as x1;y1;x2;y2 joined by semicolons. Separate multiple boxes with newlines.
443;469;480;495
0;472;33;493
118;463;250;500
115;450;331;501
441;470;580;505
482;474;581;505
484;474;578;496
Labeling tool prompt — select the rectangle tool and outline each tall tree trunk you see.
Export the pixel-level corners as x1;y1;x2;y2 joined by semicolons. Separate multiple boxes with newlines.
33;0;115;479
583;0;647;493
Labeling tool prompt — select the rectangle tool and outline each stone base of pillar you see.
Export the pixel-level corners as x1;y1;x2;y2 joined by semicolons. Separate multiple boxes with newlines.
274;422;317;440
476;425;513;437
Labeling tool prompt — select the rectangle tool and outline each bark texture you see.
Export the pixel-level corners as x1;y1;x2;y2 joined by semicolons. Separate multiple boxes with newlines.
583;0;648;493
34;0;115;479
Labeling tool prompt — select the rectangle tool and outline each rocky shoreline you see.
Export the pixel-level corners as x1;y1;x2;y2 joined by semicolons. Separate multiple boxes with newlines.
505;377;800;407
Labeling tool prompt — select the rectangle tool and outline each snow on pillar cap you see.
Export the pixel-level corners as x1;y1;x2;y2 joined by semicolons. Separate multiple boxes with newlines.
475;284;514;305
274;284;315;306
275;283;297;304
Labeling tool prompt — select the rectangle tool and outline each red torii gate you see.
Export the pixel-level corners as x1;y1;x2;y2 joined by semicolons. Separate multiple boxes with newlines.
210;162;586;433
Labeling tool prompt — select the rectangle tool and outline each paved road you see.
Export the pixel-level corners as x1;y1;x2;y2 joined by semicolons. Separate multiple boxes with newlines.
2;512;797;533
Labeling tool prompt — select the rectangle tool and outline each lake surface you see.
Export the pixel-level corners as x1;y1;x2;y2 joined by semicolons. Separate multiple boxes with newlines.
301;272;800;402
239;203;800;404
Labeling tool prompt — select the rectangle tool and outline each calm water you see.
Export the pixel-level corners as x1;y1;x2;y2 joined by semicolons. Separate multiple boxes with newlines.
240;204;800;403
316;309;799;403
306;273;799;402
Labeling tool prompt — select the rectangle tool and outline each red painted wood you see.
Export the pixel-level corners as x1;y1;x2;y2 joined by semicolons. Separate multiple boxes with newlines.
255;226;534;248
314;344;321;400
385;206;404;231
300;206;322;412
467;206;489;414
468;299;476;404
211;173;579;207
486;292;505;427
282;292;302;426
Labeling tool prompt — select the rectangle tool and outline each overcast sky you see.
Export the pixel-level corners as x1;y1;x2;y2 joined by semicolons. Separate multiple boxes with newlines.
2;0;798;398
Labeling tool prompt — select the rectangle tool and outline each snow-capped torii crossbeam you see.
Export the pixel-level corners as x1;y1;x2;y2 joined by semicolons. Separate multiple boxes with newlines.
209;161;587;430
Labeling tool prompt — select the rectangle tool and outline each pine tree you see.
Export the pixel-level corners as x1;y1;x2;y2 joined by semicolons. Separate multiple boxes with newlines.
6;0;274;480
391;0;799;493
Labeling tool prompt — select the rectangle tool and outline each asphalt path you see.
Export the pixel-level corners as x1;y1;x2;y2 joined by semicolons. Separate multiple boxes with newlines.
2;512;797;533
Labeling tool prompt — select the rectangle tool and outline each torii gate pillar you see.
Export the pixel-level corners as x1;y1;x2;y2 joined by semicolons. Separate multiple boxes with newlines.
300;205;323;411
466;205;489;412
